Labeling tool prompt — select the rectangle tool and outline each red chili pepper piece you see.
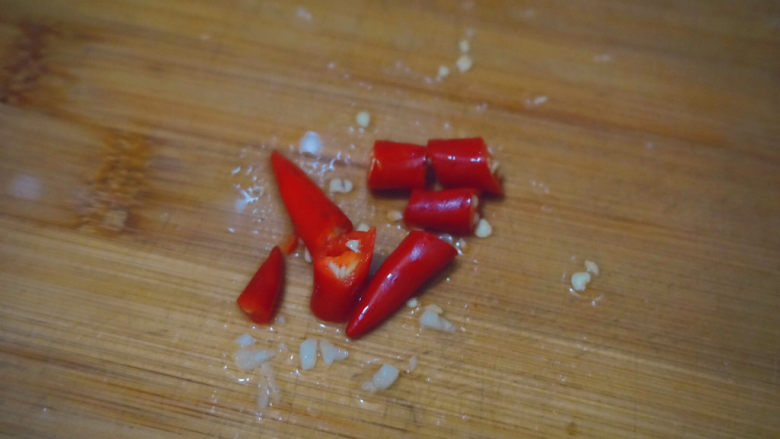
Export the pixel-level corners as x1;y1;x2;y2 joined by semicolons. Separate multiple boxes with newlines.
271;151;353;256
403;188;480;235
311;228;376;322
345;231;456;338
367;140;428;191
236;246;285;324
427;137;503;195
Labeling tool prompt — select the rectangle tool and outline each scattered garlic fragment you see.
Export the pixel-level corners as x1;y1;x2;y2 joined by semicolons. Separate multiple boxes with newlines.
571;272;592;292
304;248;312;263
437;65;450;78
235;333;257;348
329;178;354;194
408;356;418;373
356;111;371;127
406;298;419;308
260;362;280;403
584;260;600;275
386;210;403;222
257;362;280;409
355;222;371;232
474;218;492;238
361;364;399;393
424;304;443;314
419;309;456;333
319;339;349;365
234;349;275;371
300;131;322;155
299;338;317;370
459;39;470;53
456;54;473;72
257;384;270;410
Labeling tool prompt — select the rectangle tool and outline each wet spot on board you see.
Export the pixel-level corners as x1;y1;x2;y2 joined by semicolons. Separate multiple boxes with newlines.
8;174;43;201
566;421;578;436
78;133;151;234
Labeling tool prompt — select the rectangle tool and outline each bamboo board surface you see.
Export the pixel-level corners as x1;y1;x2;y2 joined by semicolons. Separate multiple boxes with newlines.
1;1;779;437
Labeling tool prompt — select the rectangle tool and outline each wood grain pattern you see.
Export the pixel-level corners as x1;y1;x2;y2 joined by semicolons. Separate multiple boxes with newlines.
1;0;778;437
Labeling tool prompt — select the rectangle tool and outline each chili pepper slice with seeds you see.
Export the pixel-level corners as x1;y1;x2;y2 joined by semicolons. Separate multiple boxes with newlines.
367;140;428;191
427;137;503;195
403;188;480;235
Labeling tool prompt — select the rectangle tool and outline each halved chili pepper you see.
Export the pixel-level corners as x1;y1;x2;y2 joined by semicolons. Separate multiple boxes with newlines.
236;246;284;324
367;140;428;191
403;188;480;235
270;151;353;256
345;231;457;338
311;228;376;322
427;137;503;195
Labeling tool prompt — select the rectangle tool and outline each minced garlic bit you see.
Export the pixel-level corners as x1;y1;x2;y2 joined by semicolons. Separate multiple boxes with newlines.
419;309;456;333
456;54;473;72
355;222;370;232
329;178;354;194
299;338;317;370
571;272;592;292
437;65;450;78
459;39;470;53
304;248;312;263
234;349;275;371
406;298;419;308
345;239;361;253
235;333;257;347
257;362;280;410
356;111;371;127
455;238;468;254
386;209;403;222
300;131;323;155
361;364;399;393
584;260;600;275
474;218;492;238
257;384;271;410
319;339;349;365
408;356;418;373
424;304;443;314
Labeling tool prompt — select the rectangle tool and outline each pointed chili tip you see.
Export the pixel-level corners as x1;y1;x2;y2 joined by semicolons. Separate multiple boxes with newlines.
268;245;283;263
344;319;361;339
270;150;283;166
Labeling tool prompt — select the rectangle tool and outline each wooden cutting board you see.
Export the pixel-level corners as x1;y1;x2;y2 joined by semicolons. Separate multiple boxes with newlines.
1;1;778;437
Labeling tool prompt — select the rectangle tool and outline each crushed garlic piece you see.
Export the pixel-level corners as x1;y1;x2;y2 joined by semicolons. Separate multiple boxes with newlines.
329;178;354;194
474;218;492;238
571;272;591;292
356;111;371;127
456;54;473;72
